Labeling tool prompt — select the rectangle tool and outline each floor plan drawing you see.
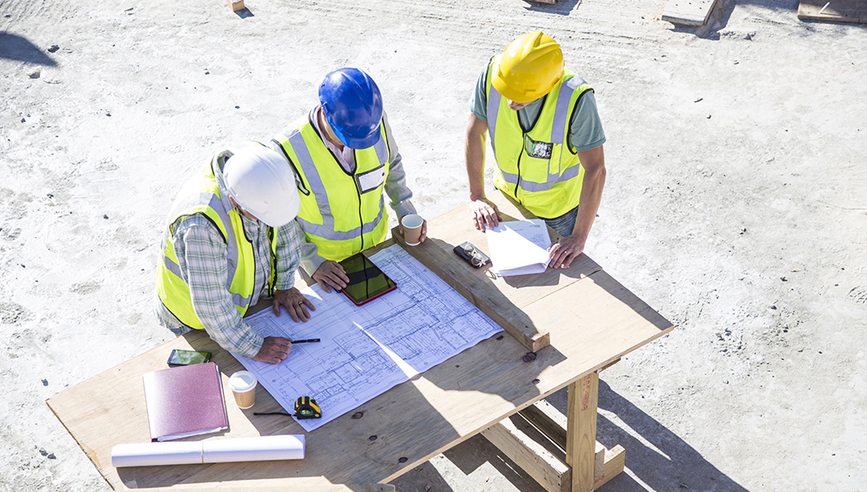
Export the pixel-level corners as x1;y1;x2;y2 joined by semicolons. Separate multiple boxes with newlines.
236;245;504;431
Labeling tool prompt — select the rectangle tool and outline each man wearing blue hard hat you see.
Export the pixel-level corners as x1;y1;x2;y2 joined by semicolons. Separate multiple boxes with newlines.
271;68;426;292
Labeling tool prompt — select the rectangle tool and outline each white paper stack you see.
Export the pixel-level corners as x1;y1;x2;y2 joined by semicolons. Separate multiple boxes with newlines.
485;219;552;276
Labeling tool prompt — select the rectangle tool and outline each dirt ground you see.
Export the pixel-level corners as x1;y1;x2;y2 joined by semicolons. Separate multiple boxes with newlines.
2;0;866;490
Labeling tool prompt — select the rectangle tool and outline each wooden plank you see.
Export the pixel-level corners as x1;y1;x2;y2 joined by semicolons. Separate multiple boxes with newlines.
518;401;605;480
481;417;571;492
48;199;672;490
592;445;625;491
392;226;549;352
565;373;598;492
798;0;867;23
47;268;671;490
662;0;721;26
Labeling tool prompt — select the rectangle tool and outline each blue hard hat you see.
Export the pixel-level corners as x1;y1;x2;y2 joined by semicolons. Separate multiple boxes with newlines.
319;68;383;149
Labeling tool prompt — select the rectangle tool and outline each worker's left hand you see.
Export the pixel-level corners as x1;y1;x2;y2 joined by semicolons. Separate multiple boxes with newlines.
547;235;585;269
272;287;316;322
399;219;427;243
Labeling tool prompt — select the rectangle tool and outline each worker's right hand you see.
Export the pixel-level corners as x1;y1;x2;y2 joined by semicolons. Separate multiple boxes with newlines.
470;198;500;232
253;336;292;364
312;260;350;293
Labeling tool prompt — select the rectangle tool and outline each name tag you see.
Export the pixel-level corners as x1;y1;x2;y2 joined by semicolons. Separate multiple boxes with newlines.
356;165;386;194
524;135;553;159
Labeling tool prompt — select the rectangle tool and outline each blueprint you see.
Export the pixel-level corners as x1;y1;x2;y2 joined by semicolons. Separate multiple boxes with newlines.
235;244;503;431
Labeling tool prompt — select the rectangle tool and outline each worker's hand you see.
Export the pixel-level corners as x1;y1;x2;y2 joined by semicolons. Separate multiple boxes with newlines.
399;219;428;243
272;288;315;322
312;260;349;294
470;198;500;232
547;235;585;269
253;336;292;364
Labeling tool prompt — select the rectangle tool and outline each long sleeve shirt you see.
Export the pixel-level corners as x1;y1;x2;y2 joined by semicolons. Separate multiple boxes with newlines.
155;159;302;359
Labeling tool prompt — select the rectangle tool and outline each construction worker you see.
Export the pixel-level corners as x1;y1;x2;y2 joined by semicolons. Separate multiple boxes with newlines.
155;144;314;364
271;67;426;292
465;32;606;269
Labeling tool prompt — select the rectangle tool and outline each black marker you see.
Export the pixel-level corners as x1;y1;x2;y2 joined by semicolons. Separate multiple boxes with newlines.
291;338;320;344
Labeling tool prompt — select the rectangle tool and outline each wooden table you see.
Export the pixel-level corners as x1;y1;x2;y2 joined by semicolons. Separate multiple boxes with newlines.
48;194;672;491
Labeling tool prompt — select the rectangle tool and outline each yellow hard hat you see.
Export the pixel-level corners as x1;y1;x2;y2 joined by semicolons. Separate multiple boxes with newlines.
492;32;564;103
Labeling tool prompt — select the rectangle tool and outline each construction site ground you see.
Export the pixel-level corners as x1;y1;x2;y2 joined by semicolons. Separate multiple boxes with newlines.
2;0;866;491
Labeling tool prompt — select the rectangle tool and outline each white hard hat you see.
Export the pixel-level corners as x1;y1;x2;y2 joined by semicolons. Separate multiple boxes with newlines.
223;146;300;227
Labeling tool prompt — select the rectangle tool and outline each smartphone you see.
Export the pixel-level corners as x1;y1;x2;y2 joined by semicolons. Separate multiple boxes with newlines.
338;253;397;306
167;349;212;366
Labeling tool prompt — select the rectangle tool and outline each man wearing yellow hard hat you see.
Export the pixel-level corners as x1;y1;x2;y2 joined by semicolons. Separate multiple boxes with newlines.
465;32;606;269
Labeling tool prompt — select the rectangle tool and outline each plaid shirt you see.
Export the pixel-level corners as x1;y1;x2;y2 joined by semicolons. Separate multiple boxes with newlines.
156;213;301;359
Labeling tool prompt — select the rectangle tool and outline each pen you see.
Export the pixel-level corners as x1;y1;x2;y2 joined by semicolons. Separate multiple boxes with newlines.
291;338;320;344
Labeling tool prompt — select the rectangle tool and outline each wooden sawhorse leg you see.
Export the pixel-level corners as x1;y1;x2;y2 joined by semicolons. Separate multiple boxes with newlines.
481;371;625;492
566;371;625;491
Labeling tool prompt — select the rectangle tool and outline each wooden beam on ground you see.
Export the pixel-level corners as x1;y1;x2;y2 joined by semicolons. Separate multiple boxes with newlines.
392;226;549;351
798;0;867;23
565;373;599;492
662;0;721;26
482;417;571;492
520;400;605;480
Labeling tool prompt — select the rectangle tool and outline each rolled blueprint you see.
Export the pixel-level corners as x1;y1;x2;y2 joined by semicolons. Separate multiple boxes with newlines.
202;435;305;463
111;435;305;467
111;441;202;468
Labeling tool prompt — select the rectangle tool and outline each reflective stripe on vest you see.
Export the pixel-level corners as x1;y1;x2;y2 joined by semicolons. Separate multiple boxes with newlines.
486;57;592;218
157;152;272;329
274;113;390;261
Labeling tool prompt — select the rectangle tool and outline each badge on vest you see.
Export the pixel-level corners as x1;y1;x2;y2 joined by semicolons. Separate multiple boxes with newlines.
356;165;386;194
523;135;553;160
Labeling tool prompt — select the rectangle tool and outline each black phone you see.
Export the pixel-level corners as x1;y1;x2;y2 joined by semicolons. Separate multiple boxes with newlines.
338;253;397;306
167;349;212;366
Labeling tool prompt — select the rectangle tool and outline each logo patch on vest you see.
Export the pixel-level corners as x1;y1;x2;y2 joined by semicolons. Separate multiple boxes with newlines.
523;135;553;159
356;165;386;194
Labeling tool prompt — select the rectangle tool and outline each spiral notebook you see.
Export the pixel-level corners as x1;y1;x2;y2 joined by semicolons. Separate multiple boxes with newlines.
142;362;228;442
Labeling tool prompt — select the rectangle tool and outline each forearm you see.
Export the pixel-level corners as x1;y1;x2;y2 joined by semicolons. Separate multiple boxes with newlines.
571;146;606;243
465;114;488;201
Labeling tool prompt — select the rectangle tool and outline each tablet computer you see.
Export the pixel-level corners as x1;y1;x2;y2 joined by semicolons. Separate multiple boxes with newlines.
338;253;397;306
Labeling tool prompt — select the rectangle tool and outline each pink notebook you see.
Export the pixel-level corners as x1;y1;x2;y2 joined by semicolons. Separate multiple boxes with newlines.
142;362;228;442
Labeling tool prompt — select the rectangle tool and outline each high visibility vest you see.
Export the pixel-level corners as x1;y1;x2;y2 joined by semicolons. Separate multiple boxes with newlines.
272;111;391;261
156;149;279;330
486;56;594;219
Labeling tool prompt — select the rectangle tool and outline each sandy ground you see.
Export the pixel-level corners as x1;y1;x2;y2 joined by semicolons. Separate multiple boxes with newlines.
2;0;867;490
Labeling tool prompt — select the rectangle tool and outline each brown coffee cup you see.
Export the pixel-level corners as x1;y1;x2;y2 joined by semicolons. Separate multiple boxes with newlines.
401;214;424;246
229;371;257;409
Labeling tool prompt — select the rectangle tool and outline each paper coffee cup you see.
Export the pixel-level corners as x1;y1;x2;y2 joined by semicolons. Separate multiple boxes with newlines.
401;214;424;246
229;371;257;409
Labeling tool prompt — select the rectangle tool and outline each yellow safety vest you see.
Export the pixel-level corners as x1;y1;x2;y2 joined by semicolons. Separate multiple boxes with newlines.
485;57;594;219
272;111;391;261
156;149;278;330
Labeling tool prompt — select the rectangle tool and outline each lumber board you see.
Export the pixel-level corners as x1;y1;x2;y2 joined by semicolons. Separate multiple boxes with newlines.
662;0;721;26
566;373;599;492
798;0;867;23
392;226;549;351
482;417;571;492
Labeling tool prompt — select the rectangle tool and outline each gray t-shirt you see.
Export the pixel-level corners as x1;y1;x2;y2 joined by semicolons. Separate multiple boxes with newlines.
470;65;606;153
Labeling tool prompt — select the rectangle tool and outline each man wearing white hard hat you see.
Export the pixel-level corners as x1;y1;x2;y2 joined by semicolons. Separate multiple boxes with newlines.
155;144;311;364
